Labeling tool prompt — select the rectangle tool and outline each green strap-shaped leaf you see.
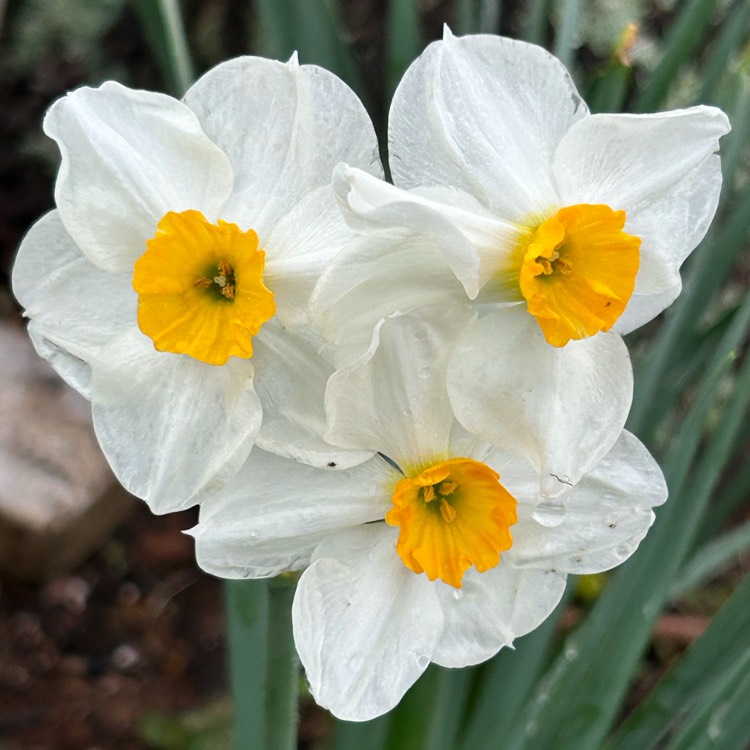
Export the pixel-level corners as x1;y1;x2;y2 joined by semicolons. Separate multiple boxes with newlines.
665;649;750;750
131;0;194;95
606;574;750;750
254;0;366;101
633;0;721;112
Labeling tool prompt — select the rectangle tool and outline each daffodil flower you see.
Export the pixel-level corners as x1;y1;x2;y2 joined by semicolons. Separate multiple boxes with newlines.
12;55;380;512
191;305;667;720
312;30;729;491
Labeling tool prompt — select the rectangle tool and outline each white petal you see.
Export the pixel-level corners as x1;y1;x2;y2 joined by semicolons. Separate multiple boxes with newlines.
431;566;567;668
310;229;467;367
325;304;476;470
263;186;358;326
90;329;261;513
614;283;682;336
183;57;382;236
447;308;633;497
293;524;443;721
252;322;373;469
553;108;730;295
12;212;135;393
333;165;521;298
510;431;667;573
389;34;587;218
192;450;394;579
26;324;92;398
45;81;234;272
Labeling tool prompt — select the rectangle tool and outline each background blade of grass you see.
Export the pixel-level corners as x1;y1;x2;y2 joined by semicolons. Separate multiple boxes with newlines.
254;0;365;100
633;0;720;112
385;0;421;99
606;574;750;750
522;0;550;44
698;0;750;104
669;520;750;600
664;650;750;750
131;0;193;95
334;715;391;750
552;0;580;69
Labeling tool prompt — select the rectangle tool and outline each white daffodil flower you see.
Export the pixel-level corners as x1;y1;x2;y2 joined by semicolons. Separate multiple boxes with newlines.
191;305;667;721
311;30;729;494
12;55;381;513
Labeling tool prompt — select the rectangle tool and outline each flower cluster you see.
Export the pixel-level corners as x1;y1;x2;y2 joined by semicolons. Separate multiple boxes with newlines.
14;30;729;721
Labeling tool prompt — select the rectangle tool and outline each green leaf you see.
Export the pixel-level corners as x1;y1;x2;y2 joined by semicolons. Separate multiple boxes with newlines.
131;0;194;95
633;0;720;113
552;0;581;69
385;666;440;750
698;0;750;105
385;0;422;99
606;574;750;750
522;0;551;45
669;520;750;600
253;0;366;100
424;667;474;750
665;650;750;750
333;715;391;750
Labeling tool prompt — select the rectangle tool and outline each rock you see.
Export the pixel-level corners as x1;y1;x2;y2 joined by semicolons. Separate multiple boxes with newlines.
0;321;134;581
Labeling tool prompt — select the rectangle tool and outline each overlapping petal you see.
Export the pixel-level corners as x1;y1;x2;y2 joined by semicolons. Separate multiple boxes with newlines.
447;307;633;497
90;329;261;513
183;55;382;236
325;304;476;470
252;322;374;469
192;450;394;579
263;185;365;326
509;431;667;573
311;229;467;366
45;81;234;272
333;165;522;298
553;108;729;296
389;30;587;218
431;566;567;668
293;524;444;722
13;211;135;397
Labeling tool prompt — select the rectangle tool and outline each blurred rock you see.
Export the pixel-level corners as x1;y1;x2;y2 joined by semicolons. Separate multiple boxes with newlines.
0;322;133;581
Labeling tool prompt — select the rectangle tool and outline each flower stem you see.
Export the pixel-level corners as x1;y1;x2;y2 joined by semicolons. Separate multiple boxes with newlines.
225;579;269;746
266;576;300;750
225;577;299;750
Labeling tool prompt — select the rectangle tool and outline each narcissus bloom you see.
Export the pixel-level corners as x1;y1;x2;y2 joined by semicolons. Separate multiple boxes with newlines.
13;55;380;512
312;31;729;485
192;306;667;720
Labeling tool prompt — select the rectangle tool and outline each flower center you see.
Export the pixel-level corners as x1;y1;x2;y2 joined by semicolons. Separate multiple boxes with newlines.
132;210;276;366
385;458;518;588
518;204;641;347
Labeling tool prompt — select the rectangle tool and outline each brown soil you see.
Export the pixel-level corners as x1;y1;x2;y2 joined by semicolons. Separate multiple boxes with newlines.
0;506;226;749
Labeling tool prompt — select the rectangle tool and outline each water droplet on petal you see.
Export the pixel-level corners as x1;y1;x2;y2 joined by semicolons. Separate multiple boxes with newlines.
532;501;566;527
